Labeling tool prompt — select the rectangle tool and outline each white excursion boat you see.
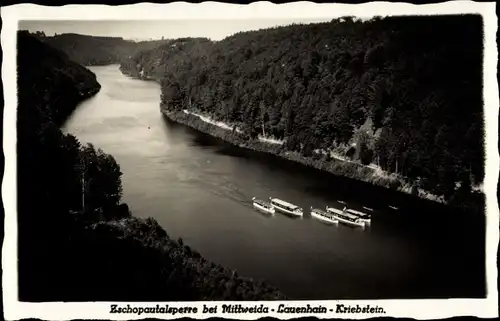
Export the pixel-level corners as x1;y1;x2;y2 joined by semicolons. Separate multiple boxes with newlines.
326;206;365;228
346;208;371;225
269;197;303;217
252;197;275;215
310;207;339;225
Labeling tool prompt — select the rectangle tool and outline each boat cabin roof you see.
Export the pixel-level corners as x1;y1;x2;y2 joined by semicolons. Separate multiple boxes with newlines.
340;211;359;220
270;198;299;209
254;198;271;205
312;208;329;215
346;209;370;218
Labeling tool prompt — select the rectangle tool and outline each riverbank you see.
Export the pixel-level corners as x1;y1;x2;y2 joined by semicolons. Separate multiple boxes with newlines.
160;108;415;195
119;58;429;202
160;106;484;213
117;60;484;212
119;63;161;82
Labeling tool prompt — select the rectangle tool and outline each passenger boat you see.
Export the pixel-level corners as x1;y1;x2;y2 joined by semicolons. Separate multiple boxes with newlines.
326;206;365;228
269;197;303;217
252;197;275;215
346;208;371;225
310;207;338;225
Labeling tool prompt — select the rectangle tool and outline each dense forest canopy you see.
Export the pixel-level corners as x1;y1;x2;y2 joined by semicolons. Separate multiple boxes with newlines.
121;14;484;205
17;31;284;301
120;37;212;80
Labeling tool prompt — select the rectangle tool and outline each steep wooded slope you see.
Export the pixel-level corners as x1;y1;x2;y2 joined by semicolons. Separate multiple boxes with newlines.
121;15;484;208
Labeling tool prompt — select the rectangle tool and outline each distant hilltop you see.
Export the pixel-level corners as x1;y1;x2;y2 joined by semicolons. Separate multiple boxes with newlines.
126;37;167;42
25;30;170;66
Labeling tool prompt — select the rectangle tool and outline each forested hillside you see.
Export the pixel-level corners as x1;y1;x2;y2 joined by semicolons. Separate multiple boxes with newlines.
119;37;212;80
33;32;170;66
17;31;284;301
120;15;484;210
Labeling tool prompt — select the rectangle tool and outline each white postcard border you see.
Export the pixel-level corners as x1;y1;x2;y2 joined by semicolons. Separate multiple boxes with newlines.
2;1;499;320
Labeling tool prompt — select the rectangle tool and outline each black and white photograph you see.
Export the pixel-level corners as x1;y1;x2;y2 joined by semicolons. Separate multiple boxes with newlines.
1;1;498;320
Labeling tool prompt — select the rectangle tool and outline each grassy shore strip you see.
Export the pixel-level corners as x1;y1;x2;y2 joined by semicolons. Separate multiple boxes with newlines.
162;107;448;203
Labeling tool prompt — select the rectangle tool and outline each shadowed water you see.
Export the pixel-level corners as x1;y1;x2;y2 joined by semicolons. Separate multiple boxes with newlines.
63;65;486;300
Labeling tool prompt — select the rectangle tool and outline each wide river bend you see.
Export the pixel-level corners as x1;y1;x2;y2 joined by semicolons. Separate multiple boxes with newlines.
63;65;485;300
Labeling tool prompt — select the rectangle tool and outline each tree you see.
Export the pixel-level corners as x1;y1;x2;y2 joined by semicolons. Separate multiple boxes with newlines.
80;143;123;218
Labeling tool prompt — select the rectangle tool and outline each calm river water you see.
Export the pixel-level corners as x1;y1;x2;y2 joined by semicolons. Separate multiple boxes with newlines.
63;65;486;300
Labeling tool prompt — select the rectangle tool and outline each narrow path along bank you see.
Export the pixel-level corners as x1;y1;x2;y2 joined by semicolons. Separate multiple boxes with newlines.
160;106;461;212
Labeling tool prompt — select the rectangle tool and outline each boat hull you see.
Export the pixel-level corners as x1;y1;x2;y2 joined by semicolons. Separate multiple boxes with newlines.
253;202;275;215
346;209;371;225
335;216;365;228
326;207;365;228
274;205;303;217
311;211;338;224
